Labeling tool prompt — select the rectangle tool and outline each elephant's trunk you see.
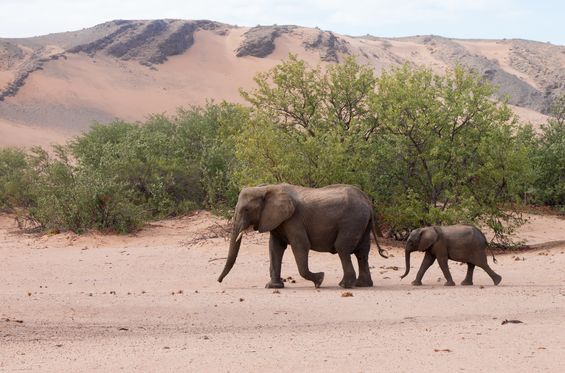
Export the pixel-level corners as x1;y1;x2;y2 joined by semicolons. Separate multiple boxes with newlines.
400;248;411;279
217;220;244;283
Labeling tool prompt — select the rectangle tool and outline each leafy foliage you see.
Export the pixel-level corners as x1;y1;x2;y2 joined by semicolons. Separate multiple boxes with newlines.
1;57;562;242
0;148;34;211
5;102;245;233
530;95;565;210
370;64;531;240
239;57;532;241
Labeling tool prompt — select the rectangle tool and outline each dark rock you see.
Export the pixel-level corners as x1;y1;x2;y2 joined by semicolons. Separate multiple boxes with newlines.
67;22;137;55
0;49;46;101
65;20;227;66
236;26;295;58
150;23;197;64
416;36;549;113
107;20;168;59
304;31;351;62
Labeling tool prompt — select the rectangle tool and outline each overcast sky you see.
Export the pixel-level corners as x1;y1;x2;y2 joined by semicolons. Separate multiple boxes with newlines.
1;0;563;44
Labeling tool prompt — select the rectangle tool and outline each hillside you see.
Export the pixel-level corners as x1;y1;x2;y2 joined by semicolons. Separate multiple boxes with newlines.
0;19;563;144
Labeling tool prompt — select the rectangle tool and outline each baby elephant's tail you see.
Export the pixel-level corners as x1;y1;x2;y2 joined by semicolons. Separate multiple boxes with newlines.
489;246;498;264
477;228;497;264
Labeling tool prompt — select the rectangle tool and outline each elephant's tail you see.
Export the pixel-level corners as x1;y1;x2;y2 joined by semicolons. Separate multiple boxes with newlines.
370;213;388;259
477;227;497;264
489;246;498;264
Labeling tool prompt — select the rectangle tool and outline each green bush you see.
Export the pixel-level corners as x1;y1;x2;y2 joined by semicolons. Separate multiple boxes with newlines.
530;95;565;210
1;103;246;233
0;148;34;211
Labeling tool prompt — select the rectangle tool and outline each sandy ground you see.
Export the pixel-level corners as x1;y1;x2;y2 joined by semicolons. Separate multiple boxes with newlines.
1;211;564;372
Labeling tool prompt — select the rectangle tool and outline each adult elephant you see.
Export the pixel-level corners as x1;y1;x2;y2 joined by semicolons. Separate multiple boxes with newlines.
400;225;502;286
217;183;388;289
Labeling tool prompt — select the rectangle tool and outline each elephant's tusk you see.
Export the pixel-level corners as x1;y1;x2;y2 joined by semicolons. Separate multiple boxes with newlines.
236;231;244;242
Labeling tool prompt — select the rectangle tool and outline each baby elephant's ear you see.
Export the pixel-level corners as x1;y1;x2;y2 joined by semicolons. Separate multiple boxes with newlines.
418;227;438;251
258;190;295;232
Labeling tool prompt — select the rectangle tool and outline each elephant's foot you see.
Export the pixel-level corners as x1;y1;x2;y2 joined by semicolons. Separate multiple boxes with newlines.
339;274;356;288
411;280;422;286
444;280;456;286
492;274;502;286
461;279;473;286
265;280;285;289
355;277;373;287
313;272;325;288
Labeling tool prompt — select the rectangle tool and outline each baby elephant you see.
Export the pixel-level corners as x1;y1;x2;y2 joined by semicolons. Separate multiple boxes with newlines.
400;225;502;286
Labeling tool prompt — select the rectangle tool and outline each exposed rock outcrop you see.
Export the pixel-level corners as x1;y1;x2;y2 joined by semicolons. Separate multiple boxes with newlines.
416;36;549;113
67;22;137;56
67;19;228;65
304;31;351;62
236;26;296;58
0;48;66;101
507;40;565;110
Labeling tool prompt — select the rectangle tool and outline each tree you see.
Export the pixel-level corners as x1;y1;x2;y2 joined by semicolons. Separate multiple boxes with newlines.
369;64;531;240
237;54;377;189
237;56;531;242
531;94;565;209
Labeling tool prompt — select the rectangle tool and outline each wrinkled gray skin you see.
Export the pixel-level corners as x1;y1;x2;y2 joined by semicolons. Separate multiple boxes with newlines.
400;225;502;286
217;183;388;289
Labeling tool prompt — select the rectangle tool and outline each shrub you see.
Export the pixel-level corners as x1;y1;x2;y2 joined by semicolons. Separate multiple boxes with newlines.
530;95;565;210
0;148;34;211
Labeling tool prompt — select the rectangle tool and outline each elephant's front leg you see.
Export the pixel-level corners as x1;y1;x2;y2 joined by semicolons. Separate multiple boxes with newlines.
412;251;436;286
290;243;324;288
266;234;287;289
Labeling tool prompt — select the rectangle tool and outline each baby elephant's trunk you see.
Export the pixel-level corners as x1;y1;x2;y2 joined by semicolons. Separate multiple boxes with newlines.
400;249;411;279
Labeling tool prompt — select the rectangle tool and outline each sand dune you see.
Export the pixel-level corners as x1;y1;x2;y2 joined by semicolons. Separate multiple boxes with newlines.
0;118;69;147
1;20;563;147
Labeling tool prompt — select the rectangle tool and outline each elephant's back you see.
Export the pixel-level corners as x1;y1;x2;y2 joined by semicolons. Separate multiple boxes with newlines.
296;185;372;251
299;185;371;215
441;225;487;247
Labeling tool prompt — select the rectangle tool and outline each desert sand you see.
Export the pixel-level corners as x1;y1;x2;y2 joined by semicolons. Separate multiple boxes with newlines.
0;118;69;148
1;211;564;372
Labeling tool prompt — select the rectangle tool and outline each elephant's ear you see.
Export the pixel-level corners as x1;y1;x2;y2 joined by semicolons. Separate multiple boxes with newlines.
258;190;295;232
418;227;438;251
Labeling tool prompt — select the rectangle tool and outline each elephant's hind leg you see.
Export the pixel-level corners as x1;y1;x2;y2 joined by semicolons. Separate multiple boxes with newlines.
479;263;502;286
461;263;475;285
354;232;373;287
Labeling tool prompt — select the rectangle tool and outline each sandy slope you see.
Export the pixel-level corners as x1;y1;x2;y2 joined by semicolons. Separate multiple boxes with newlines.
0;118;69;148
1;211;564;372
0;29;324;134
2;23;560;146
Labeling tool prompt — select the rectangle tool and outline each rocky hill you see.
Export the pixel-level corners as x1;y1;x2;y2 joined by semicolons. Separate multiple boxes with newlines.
0;19;563;141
